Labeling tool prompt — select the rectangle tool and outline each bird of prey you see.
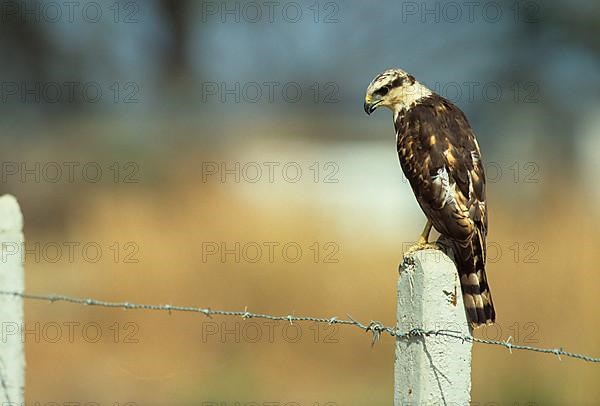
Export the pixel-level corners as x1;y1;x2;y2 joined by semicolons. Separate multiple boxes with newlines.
363;68;495;327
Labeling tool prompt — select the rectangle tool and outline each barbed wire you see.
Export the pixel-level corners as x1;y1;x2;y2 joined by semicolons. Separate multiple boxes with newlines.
0;290;598;364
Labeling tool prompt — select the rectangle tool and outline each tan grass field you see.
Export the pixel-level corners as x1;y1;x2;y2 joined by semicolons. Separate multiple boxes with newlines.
11;134;600;405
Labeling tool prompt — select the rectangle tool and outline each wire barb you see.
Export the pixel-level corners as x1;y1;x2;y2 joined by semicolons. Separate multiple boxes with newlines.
0;290;598;364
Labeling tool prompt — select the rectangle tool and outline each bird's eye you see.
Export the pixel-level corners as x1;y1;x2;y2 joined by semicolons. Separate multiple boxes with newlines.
375;86;390;97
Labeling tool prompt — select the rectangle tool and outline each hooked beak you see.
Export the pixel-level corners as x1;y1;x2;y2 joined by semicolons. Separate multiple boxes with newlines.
364;99;380;115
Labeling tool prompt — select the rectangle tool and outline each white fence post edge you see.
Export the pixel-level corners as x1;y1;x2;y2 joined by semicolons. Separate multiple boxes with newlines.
394;249;472;406
0;195;25;404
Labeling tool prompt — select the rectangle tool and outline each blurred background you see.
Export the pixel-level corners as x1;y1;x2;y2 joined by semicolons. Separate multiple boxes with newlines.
1;0;600;404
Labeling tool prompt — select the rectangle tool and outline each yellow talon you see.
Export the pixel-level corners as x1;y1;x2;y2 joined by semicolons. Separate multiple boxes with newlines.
405;220;439;253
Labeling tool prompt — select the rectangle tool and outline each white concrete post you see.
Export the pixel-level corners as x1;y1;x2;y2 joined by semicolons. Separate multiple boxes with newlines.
394;249;472;406
0;195;25;403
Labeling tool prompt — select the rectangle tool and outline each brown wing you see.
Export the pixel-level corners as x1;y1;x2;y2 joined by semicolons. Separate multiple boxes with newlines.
396;95;494;326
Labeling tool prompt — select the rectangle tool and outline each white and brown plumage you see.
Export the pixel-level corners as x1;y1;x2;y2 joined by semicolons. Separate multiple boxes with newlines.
364;68;495;327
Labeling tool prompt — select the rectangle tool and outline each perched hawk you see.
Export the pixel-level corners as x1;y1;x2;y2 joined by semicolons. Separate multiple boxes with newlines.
364;68;495;327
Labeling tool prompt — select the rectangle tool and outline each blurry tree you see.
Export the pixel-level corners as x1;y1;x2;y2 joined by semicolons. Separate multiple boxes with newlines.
159;0;192;80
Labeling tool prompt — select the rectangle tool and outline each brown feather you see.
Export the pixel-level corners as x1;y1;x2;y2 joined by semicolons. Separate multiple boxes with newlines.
396;94;495;327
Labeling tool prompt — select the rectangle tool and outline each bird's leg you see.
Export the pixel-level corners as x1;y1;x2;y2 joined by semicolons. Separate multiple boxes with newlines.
417;219;433;245
406;220;439;253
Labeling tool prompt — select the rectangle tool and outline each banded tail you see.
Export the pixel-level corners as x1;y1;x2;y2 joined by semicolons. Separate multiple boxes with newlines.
450;228;495;328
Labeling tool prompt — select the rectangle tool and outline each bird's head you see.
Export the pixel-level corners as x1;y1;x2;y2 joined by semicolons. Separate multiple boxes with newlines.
364;68;431;115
